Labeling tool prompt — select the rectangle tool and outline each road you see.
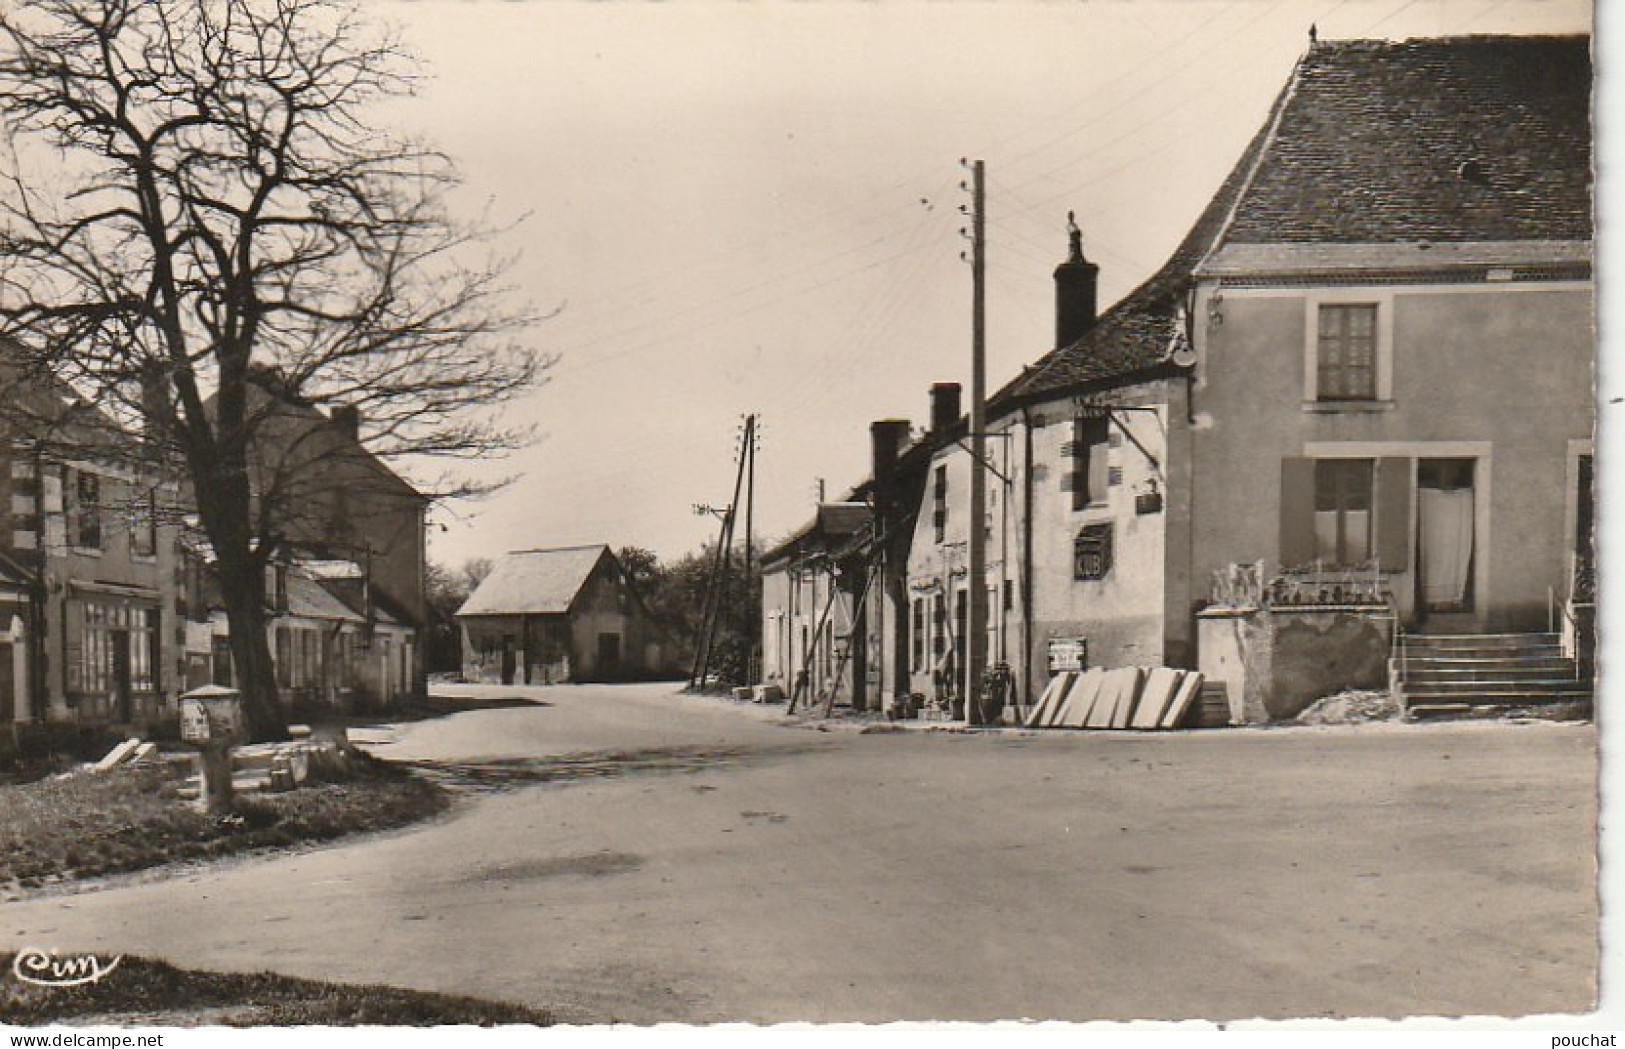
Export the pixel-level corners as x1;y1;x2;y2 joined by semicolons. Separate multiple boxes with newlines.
0;683;1598;1024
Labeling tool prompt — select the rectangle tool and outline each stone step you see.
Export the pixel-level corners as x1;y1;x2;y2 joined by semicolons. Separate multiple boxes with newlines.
1404;664;1584;681
1400;677;1589;694
1404;639;1563;654
1408;697;1593;721
1402;634;1560;652
1403;687;1593;705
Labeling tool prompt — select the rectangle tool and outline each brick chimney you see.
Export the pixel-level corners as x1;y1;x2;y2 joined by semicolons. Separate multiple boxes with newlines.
139;363;172;447
331;404;360;442
1054;211;1100;349
929;383;961;437
870;419;911;522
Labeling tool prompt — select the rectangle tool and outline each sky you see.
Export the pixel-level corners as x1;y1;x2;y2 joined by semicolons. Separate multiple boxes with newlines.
379;0;1599;571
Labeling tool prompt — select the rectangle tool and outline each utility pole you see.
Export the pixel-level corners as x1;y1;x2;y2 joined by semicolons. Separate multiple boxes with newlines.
965;158;989;725
742;414;758;684
691;418;752;688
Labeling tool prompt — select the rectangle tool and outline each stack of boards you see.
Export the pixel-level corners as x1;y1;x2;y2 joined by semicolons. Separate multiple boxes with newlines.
1025;667;1207;730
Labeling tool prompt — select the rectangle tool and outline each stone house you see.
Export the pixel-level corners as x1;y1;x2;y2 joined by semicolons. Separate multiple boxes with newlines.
457;545;663;684
777;33;1594;725
0;369;184;736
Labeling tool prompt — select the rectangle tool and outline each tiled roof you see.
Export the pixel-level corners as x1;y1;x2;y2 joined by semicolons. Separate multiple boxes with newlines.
994;88;1283;406
456;544;611;617
285;570;364;623
1224;35;1592;245
995;33;1590;408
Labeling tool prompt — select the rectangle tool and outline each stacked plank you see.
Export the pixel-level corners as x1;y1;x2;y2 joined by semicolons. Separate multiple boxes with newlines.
1025;667;1207;730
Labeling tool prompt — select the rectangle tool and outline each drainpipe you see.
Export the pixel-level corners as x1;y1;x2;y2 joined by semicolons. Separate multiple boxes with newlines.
1020;407;1036;710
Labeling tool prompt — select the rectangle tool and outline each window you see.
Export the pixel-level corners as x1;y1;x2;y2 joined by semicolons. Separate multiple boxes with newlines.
1063;415;1110;510
1073;523;1114;581
911;598;925;671
931;592;946;659
276;626;292;688
71;470;101;550
1313;459;1374;566
1316;304;1378;401
933;465;948;543
129;608;157;693
130;489;157;558
76;603;157;695
953;589;967;680
1281;456;1410;573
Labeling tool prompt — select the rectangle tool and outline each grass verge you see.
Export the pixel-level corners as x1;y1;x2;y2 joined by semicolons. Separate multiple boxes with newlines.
0;752;449;894
0;952;551;1026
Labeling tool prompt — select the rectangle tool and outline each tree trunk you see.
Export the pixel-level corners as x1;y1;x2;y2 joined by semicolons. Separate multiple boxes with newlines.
216;551;288;743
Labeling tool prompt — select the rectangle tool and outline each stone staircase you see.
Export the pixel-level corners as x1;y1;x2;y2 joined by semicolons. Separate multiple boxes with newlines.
1396;632;1593;721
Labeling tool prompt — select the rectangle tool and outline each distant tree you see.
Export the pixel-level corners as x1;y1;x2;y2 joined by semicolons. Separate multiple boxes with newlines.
423;555;500;674
0;0;546;740
621;543;760;687
460;557;494;594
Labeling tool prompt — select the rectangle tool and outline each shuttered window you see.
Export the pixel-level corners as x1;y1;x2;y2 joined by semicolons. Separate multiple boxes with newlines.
1062;416;1110;510
1314;459;1374;566
1280;457;1411;571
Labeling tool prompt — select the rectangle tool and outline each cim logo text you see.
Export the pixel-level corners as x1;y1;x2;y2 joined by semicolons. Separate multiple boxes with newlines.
10;948;123;988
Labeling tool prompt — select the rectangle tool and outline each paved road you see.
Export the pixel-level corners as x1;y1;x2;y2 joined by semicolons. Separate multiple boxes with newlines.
0;683;1598;1023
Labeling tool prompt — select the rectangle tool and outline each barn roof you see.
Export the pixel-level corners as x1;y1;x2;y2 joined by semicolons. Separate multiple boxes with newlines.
456;544;613;617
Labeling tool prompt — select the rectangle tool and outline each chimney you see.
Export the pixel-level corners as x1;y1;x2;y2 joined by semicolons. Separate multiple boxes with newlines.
929;382;961;437
870;418;911;522
139;363;172;447
331;404;360;442
1054;210;1100;349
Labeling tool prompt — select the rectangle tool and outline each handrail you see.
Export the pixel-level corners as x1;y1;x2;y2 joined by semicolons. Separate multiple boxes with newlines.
1551;583;1587;675
1386;587;1406;701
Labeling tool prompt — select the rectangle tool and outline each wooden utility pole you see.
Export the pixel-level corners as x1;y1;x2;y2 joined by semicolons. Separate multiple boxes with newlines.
966;158;989;725
743;415;757;683
691;419;752;688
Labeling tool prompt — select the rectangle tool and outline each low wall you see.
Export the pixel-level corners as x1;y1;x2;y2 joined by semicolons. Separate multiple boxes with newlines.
1198;606;1394;723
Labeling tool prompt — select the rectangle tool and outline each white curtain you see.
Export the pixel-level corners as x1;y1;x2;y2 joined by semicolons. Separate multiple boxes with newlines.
1420;488;1474;607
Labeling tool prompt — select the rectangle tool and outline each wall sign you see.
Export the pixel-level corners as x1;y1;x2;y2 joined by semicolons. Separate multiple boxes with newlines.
1048;636;1087;672
1074;523;1114;581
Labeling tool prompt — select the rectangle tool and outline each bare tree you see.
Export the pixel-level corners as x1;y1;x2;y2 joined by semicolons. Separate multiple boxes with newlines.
0;0;546;739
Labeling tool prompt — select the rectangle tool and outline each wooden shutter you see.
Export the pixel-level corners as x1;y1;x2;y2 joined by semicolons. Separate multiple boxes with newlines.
1278;457;1316;569
1374;456;1412;573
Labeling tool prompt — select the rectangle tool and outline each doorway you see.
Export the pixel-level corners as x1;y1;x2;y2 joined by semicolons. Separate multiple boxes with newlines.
1416;458;1477;616
597;632;621;677
112;631;132;723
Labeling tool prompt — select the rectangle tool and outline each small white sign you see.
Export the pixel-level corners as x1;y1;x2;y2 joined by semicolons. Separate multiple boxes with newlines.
1047;637;1086;673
